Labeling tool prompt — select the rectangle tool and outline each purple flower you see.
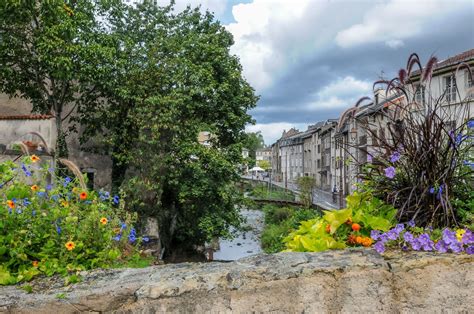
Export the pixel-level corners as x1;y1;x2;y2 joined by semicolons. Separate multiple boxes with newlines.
468;120;474;129
403;231;414;242
462;230;474;244
99;191;110;201
411;238;422;251
418;233;434;251
370;230;381;241
407;220;415;228
379;233;389;243
113;234;121;241
390;151;401;163
435;240;448;253
466;246;474;255
449;241;463;253
428;187;435;194
442;229;457;245
384;166;396;179
46;184;52;191
374;241;385;254
367;155;373;162
387;229;399;240
63;176;72;187
394;224;405;233
113;195;120;205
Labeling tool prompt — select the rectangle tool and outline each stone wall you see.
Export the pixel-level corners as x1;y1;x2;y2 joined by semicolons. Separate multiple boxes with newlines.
0;249;472;313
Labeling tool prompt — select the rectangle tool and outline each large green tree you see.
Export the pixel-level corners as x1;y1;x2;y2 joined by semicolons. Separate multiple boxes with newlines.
0;0;114;158
80;2;258;251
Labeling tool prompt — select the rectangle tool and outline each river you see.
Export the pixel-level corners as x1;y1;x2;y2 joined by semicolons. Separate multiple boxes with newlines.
213;208;264;261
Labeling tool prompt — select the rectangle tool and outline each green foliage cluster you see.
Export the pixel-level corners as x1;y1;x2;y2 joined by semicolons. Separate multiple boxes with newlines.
0;158;147;285
242;132;265;166
284;191;396;252
260;204;320;253
249;184;295;201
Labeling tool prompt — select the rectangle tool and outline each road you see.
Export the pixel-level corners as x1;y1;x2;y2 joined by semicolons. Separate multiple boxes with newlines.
242;175;345;210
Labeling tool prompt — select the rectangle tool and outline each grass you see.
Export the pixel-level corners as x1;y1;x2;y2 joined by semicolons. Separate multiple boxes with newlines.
248;183;295;201
260;204;320;253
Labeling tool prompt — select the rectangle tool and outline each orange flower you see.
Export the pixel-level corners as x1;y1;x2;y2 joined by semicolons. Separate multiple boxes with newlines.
100;217;108;225
351;223;361;232
79;192;87;200
362;237;373;247
346;218;353;225
65;241;76;251
61;200;69;207
31;184;39;191
355;236;363;244
30;155;40;163
347;234;357;245
325;224;331;233
7;200;15;209
32;261;39;267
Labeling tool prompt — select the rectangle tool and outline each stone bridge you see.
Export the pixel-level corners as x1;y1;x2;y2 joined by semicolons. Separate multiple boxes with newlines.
1;249;472;313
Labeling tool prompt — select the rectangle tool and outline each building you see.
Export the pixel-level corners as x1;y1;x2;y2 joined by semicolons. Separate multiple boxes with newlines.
255;147;272;162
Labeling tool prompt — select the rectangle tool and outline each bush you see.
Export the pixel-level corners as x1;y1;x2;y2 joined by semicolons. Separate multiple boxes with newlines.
0;157;147;285
263;205;294;225
261;223;289;253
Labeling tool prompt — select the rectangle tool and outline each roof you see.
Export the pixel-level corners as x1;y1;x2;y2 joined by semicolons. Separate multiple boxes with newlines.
0;114;54;120
411;48;474;76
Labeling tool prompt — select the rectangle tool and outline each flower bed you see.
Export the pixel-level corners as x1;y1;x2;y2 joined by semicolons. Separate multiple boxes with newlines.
0;156;149;285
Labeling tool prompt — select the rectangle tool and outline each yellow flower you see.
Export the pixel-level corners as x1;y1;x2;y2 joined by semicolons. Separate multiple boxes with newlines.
32;261;39;267
61;200;69;207
31;184;39;191
72;187;79;194
65;241;75;251
456;229;466;242
30;155;40;163
100;217;108;225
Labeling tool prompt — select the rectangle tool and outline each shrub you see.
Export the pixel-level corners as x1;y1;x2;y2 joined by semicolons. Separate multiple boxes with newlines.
0;157;146;285
261;223;289;253
284;191;396;252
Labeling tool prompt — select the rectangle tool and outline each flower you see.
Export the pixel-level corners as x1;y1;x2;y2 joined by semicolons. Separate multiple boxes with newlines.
21;164;32;177
355;236;363;244
113;234;121;241
100;217;108;225
390;151;401;163
418;233;434;251
32;261;39;267
362;237;373;247
367;155;373;162
407;220;415;228
403;231;414;243
23;198;31;206
442;229;457;245
394;224;405;233
7;200;15;209
61;200;69;207
410;238;422;251
143;237;150;243
428;187;435;194
46;184;52;191
56;225;62;235
386;229;398;240
435;240;448;253
468;120;474;129
449;241;463;253
462;230;474;244
384;166;396;179
99;191;110;201
63;176;72;187
65;241;76;251
79;192;87;200
370;230;381;241
30;155;40;163
37;191;46;198
351;223;361;231
466;246;474;255
374;241;385;253
113;195;120;205
456;229;466;242
128;227;137;243
31;184;39;191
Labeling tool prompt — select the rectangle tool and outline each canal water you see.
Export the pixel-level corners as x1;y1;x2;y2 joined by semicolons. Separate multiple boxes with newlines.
213;208;264;261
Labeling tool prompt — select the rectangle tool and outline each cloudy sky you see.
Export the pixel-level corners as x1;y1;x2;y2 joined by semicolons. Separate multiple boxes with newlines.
158;0;474;144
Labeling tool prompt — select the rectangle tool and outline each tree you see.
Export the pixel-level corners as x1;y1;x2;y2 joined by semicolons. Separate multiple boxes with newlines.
297;176;316;209
243;132;265;166
80;3;258;252
0;1;114;159
257;159;271;171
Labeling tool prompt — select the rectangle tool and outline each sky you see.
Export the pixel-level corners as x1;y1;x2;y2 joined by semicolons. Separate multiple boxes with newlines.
157;0;474;144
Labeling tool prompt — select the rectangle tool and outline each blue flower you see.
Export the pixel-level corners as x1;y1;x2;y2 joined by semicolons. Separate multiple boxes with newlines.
435;240;448;253
56;225;62;235
21;164;32;177
428;187;435;194
466;246;474;255
120;222;127;230
37;191;46;198
442;229;457;245
113;234;122;241
142;237;150;243
411;238;422;251
403;231;414;242
32;210;36;216
370;230;381;241
99;191;110;201
51;195;60;202
418;233;434;251
46;184;52;191
113;195;120;205
63;176;72;187
394;224;405;233
23;198;31;206
468;120;474;129
407;220;415;228
16;209;22;214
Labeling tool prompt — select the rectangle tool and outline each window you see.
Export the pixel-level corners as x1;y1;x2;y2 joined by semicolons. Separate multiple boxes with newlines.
317;159;321;168
415;84;425;104
317;144;320;153
466;71;473;98
445;75;456;103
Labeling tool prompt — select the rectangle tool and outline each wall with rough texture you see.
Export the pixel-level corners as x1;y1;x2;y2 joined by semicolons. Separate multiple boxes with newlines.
0;249;472;313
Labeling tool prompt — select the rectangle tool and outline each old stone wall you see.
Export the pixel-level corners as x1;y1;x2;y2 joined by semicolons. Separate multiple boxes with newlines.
0;249;472;313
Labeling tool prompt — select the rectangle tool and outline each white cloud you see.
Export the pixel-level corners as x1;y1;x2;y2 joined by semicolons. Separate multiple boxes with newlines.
335;0;468;48
246;122;308;145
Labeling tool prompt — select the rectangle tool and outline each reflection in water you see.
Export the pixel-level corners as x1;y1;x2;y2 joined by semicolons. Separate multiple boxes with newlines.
213;209;264;261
